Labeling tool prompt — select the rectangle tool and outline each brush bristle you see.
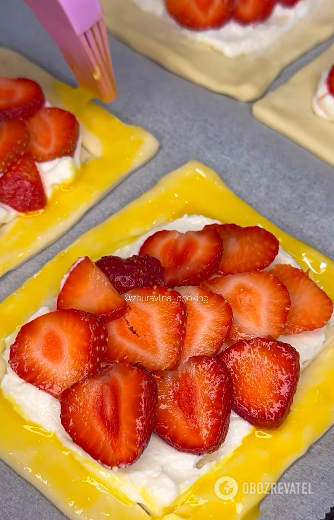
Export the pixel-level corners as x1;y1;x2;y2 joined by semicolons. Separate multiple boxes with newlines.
60;21;116;102
80;20;117;102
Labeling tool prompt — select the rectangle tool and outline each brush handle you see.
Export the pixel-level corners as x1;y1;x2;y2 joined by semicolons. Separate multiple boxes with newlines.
23;0;103;35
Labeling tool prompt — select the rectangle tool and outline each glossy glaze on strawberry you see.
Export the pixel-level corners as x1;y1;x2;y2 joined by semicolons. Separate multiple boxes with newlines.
203;271;291;342
165;0;280;30
233;0;276;25
0;77;45;122
153;356;233;454
57;256;127;320
9;309;108;397
165;0;234;30
61;363;157;468
270;264;333;334
177;286;232;364
26;107;79;162
106;286;186;371
219;338;300;428
96;254;165;294
0;119;30;173
205;223;279;274
139;227;223;286
0;154;47;212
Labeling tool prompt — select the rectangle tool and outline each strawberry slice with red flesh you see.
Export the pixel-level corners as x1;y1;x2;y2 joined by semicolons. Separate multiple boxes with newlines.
0;77;45;122
26;107;79;162
9;309;108;398
96;254;165;294
0;154;47;212
153;356;232;454
57;256;127;320
233;0;276;25
202;271;291;342
165;0;234;30
61;362;157;467
177;286;232;364
205;223;279;275
327;65;334;97
0;119;30;173
139;227;223;287
219;337;300;428
105;286;186;371
269;264;333;334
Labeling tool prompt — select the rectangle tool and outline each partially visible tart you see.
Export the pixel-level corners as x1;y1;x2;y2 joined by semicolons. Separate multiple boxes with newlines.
100;0;334;100
0;78;82;224
0;47;159;277
253;42;334;167
312;65;334;122
137;0;310;57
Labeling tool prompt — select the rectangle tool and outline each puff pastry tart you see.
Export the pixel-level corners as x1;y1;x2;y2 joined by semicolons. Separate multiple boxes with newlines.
0;47;159;278
253;42;334;168
100;0;334;101
0;161;334;520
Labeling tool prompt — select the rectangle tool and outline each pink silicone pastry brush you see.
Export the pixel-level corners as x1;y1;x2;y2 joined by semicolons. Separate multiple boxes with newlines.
23;0;116;102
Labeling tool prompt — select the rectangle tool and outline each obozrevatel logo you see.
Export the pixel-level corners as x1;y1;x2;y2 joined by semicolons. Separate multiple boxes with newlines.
214;476;239;500
214;477;314;500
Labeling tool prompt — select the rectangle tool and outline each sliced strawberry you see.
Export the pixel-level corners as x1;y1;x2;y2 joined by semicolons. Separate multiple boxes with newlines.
278;0;302;6
233;0;276;25
205;223;279;275
269;264;333;334
26;107;79;162
327;65;334;97
61;363;157;467
202;272;290;342
105;286;186;371
0;154;47;212
57;256;127;320
9;309;108;398
153;356;232;454
219;338;300;428
165;0;234;30
139;227;223;286
96;254;165;294
0;119;30;173
0;77;45;122
177;286;232;364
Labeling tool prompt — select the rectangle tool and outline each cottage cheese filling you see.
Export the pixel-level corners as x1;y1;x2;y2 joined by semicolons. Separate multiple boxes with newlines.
130;0;318;57
312;71;334;123
0;215;331;511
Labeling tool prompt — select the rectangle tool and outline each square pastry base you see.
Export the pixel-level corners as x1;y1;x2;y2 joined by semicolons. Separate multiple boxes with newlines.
1;161;334;520
253;42;334;167
0;48;159;277
101;0;334;101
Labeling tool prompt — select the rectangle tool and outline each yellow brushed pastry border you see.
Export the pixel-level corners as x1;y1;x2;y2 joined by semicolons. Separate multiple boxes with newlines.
253;42;334;168
0;48;159;277
1;161;334;520
100;0;334;102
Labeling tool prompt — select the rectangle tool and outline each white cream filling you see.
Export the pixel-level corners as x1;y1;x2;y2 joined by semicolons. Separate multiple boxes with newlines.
130;0;317;57
36;134;82;198
312;70;334;123
0;103;82;225
1;215;331;511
